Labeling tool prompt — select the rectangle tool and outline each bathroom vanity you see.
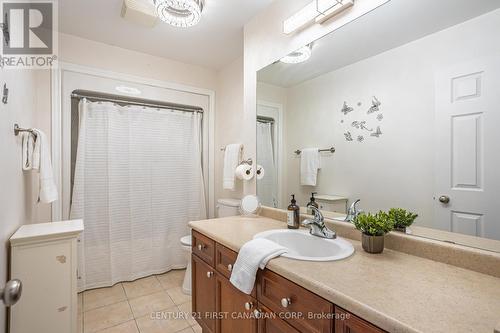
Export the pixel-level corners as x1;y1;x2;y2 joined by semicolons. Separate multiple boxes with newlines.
191;229;382;333
190;215;500;333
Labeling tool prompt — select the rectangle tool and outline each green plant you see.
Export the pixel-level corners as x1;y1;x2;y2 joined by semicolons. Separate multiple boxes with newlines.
387;208;418;228
353;211;394;236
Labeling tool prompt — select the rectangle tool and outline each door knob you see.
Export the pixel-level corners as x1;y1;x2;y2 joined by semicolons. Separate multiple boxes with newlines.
0;279;22;307
438;195;450;204
206;271;214;278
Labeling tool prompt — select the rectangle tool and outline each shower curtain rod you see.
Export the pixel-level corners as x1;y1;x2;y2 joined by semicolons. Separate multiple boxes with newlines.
71;93;204;114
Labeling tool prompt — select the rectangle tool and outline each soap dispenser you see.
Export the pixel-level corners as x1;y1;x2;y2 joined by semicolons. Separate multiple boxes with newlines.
287;195;300;229
307;192;319;215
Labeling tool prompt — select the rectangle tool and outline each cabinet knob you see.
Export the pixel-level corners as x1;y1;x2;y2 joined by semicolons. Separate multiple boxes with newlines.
253;309;262;319
227;264;233;272
206;271;214;278
244;302;253;310
281;297;292;308
197;244;204;251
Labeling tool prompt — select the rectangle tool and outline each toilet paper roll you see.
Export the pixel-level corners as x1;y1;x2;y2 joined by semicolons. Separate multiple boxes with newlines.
235;164;254;180
256;164;265;180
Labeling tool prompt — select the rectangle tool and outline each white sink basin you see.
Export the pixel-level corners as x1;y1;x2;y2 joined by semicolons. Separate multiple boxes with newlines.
253;229;354;262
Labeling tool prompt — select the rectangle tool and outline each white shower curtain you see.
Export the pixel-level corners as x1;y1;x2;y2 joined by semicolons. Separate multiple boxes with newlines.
257;121;277;207
70;100;206;291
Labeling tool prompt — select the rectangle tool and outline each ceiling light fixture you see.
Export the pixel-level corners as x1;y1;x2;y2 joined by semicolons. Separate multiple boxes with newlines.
154;0;204;28
280;45;312;64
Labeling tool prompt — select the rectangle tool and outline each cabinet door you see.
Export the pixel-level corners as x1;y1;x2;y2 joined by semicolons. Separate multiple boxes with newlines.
215;275;258;333
335;307;385;333
192;254;217;333
11;240;74;333
257;304;300;333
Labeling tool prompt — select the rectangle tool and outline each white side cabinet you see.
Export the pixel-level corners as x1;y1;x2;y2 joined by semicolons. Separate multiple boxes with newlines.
9;220;84;333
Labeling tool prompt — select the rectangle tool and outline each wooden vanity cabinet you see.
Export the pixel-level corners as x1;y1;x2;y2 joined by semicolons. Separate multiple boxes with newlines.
192;231;385;333
256;304;300;333
215;274;258;333
335;306;384;333
192;254;217;333
258;269;333;333
193;230;216;266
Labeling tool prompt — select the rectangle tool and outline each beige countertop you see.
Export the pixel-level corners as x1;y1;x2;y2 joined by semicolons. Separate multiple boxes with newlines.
189;216;500;333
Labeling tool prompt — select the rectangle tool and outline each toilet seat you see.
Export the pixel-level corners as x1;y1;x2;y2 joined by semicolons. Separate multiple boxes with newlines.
180;235;191;247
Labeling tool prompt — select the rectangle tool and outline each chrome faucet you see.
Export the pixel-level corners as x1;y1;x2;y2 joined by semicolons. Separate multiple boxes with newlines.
302;206;336;239
344;199;362;223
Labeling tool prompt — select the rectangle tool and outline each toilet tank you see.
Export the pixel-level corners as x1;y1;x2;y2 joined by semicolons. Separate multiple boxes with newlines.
216;198;241;218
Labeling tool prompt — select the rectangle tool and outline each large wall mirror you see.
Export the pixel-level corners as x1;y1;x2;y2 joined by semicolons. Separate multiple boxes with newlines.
256;0;500;251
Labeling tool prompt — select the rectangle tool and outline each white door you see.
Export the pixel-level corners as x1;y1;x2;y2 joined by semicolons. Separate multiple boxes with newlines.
434;56;500;240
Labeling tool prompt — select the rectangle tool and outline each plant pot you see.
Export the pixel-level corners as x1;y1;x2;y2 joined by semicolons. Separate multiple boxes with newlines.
394;226;406;233
361;233;385;254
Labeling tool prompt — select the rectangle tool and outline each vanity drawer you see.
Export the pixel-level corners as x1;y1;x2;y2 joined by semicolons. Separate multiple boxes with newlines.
192;230;215;266
257;270;333;333
215;243;237;279
335;306;385;333
216;243;256;297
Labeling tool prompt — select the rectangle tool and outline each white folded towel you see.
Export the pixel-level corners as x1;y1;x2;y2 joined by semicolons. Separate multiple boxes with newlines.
223;143;242;191
230;238;288;294
21;132;36;171
32;129;58;203
300;148;320;186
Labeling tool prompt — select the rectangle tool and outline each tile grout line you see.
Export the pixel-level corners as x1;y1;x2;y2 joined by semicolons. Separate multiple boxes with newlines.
81;271;188;333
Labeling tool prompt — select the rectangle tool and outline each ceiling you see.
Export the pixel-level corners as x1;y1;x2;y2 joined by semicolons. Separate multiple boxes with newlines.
58;0;275;70
258;0;500;87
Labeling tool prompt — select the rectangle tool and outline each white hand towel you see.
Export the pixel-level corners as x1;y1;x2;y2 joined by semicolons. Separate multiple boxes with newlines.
21;133;35;171
32;129;58;203
300;148;320;186
223;143;242;190
230;238;288;294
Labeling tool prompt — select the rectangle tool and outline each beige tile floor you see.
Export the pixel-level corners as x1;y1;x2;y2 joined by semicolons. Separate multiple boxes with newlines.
78;269;202;333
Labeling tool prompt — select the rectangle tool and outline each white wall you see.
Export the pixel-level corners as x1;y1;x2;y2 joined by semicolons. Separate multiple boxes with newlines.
215;57;246;202
59;33;218;90
260;9;500;226
0;68;38;332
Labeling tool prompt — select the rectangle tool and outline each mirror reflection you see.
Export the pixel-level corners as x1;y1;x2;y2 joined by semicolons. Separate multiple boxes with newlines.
256;1;500;248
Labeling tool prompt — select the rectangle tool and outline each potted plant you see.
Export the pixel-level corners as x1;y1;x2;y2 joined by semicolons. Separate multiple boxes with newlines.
353;211;394;254
387;208;418;233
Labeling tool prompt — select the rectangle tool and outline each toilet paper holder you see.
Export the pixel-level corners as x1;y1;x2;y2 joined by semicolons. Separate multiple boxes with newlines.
239;158;253;167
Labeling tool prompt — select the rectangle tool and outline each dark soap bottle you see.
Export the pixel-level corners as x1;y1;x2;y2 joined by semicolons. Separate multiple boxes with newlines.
287;195;300;229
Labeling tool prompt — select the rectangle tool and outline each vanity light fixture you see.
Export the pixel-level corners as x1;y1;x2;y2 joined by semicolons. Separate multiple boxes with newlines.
154;0;204;28
316;0;354;24
280;45;312;64
283;0;354;34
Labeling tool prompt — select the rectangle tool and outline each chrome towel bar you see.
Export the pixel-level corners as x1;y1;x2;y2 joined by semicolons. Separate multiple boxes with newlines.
13;124;35;136
294;147;335;155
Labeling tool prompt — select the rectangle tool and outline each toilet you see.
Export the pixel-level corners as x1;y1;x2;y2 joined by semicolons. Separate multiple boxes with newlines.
180;198;241;295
